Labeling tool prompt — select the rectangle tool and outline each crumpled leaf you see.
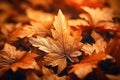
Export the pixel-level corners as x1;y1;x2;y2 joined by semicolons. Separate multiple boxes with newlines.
11;52;39;72
10;8;54;40
80;7;113;24
79;7;120;31
81;31;107;55
10;21;50;39
29;10;83;73
69;52;107;79
0;43;39;72
0;43;26;68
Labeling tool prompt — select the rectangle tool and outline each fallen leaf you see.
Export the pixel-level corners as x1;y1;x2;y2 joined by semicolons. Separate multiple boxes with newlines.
78;7;120;31
0;43;26;68
80;7;113;24
29;10;83;73
81;31;107;55
0;43;39;72
69;52;107;79
10;22;50;39
11;52;39;72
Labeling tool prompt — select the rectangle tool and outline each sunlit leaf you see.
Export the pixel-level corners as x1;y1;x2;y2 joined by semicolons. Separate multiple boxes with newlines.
29;10;83;73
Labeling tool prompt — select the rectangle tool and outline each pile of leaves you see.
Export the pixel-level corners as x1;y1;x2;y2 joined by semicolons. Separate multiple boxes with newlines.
0;0;120;80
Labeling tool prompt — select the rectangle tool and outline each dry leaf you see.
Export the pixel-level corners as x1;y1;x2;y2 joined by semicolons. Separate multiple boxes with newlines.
0;43;39;72
11;52;39;72
81;31;107;55
0;43;25;68
10;22;50;39
69;52;107;79
80;7;113;24
78;7;120;31
29;10;82;73
10;8;55;39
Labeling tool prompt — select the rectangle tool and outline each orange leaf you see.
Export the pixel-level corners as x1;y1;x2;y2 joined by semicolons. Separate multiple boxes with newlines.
69;52;107;78
29;10;83;73
11;53;39;72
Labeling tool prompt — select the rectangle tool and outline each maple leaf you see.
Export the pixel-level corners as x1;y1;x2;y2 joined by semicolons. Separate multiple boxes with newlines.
10;21;50;40
29;10;83;73
80;7;113;24
78;7;120;31
10;8;54;40
81;31;107;55
69;52;107;79
0;43;39;72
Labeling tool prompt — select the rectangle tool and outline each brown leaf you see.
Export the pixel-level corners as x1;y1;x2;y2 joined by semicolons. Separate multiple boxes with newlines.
29;10;83;73
0;43;39;72
0;43;25;68
78;7;120;31
80;7;113;24
10;22;49;39
81;31;107;55
11;52;39;72
69;52;107;79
